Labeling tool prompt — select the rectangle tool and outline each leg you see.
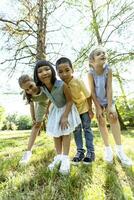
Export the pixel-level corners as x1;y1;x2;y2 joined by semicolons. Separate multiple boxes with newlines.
108;113;132;166
108;114;121;145
72;124;85;164
81;112;94;153
97;116;109;146
59;134;71;175
62;135;71;155
48;136;62;171
19;122;42;165
97;116;113;163
27;122;42;150
81;112;95;164
53;136;62;154
73;124;84;153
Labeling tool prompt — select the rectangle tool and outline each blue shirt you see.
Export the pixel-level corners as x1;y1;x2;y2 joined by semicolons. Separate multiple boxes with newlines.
89;64;110;106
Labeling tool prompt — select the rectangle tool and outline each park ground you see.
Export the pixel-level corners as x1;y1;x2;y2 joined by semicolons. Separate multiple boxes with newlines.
0;128;134;200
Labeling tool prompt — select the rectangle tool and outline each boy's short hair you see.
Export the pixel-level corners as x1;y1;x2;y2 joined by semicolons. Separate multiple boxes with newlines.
56;57;73;70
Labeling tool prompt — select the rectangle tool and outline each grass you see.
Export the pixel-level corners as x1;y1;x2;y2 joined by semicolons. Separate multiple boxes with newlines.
0;128;134;200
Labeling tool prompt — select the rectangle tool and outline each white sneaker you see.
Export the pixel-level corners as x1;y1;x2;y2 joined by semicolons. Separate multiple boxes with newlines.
115;147;132;166
48;155;61;171
59;155;70;175
104;146;113;164
19;151;32;165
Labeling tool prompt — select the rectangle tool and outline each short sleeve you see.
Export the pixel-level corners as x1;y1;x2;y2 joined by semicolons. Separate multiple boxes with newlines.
35;102;45;122
78;79;90;98
88;67;94;75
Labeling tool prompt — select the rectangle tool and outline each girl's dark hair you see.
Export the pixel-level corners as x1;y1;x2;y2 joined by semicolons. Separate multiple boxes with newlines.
34;60;56;86
56;57;73;70
18;74;33;103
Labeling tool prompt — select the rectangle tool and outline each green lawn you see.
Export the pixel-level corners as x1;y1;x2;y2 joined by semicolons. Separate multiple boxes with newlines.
0;128;134;200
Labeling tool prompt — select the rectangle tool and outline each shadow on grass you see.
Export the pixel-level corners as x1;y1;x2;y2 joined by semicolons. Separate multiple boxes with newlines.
121;165;134;198
0;137;30;151
2;135;30;140
104;163;126;200
0;150;93;200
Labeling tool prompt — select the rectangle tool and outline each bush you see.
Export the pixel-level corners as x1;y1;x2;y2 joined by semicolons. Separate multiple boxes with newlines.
0;106;6;129
116;97;134;127
2;121;18;130
17;115;32;130
1;113;32;130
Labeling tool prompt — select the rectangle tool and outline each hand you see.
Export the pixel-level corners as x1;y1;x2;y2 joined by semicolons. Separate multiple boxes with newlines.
59;115;69;130
107;106;118;119
96;107;105;126
96;107;103;119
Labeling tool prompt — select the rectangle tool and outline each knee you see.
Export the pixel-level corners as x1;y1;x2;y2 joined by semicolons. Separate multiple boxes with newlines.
108;113;118;124
34;122;42;129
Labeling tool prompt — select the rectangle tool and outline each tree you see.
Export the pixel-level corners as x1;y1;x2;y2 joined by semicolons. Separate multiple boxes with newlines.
66;0;134;129
0;0;64;75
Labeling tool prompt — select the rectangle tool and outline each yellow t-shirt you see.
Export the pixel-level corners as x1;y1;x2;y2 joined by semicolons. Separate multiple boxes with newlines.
68;77;90;114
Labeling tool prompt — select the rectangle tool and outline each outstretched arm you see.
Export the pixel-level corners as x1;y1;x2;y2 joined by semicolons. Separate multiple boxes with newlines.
30;101;36;124
27;102;42;151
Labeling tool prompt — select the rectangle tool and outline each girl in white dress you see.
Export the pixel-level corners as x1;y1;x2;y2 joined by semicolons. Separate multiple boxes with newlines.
34;60;81;174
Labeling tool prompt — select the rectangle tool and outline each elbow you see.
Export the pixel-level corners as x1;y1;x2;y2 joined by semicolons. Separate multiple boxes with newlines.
69;100;73;107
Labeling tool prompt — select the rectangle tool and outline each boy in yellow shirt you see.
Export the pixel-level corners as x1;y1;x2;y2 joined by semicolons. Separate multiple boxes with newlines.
56;57;95;164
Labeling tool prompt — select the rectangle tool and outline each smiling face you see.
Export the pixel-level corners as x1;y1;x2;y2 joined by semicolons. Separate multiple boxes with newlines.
37;65;52;85
57;62;73;83
21;81;38;96
90;48;107;68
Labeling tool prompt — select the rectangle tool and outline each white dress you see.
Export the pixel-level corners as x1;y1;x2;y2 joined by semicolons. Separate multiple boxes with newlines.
41;80;81;137
46;104;81;137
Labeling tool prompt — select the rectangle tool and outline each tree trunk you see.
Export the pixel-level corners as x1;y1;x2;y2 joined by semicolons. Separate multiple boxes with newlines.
36;0;47;60
115;67;134;126
115;105;127;130
89;0;102;45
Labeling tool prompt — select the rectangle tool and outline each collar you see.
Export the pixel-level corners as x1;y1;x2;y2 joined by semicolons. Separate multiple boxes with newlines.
53;79;63;88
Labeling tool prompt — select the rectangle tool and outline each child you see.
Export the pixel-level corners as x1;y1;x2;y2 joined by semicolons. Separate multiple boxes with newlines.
34;60;81;174
18;75;48;165
88;47;132;166
56;57;95;165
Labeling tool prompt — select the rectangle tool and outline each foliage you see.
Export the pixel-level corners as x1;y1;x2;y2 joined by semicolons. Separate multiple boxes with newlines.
0;106;6;129
17;115;32;130
0;129;134;199
1;113;32;130
2;121;18;131
116;97;134;127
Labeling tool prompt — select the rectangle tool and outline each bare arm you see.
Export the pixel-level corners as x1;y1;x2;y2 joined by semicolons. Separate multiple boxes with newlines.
30;101;36;123
88;74;101;109
45;100;51;117
107;69;113;109
88;73;103;119
106;69;117;119
60;83;73;130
